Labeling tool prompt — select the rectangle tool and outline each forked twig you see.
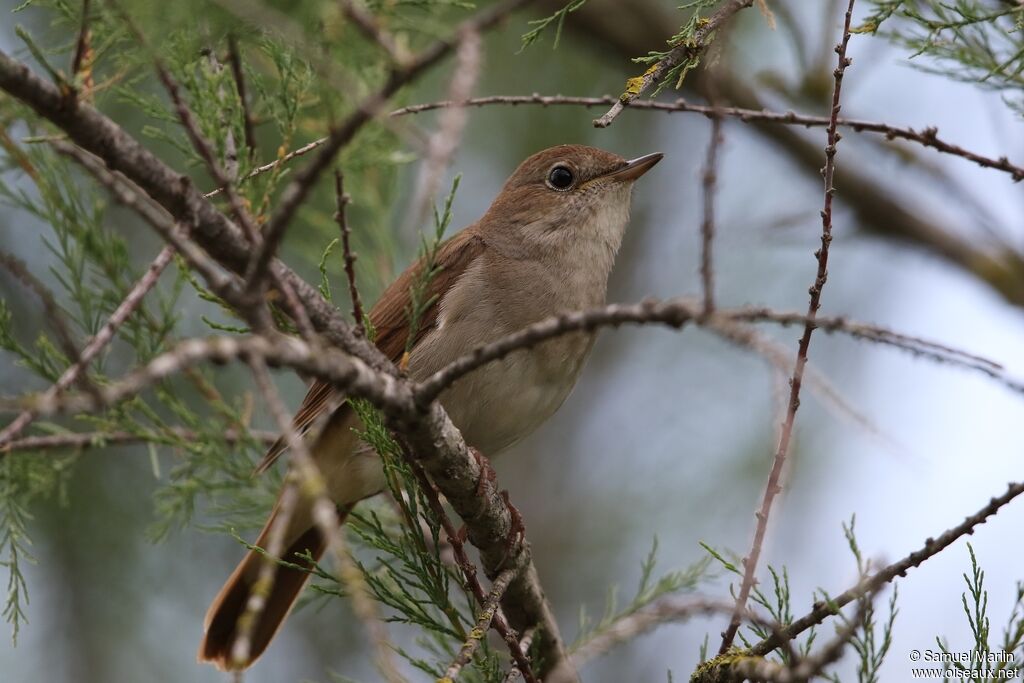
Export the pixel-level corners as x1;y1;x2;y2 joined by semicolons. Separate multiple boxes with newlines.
408;458;539;683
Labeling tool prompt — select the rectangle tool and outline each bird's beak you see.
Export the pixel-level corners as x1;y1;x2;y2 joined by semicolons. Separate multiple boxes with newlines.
601;152;664;182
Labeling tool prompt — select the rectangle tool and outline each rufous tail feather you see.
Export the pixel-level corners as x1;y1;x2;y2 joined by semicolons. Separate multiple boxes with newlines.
197;507;349;670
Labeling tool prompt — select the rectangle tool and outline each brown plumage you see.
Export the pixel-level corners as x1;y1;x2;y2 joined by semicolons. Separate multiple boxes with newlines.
200;229;485;670
198;145;662;671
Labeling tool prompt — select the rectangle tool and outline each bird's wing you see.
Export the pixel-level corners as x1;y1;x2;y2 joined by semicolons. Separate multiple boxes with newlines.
254;228;487;473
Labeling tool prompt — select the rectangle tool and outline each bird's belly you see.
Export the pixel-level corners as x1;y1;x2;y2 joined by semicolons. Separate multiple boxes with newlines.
436;339;589;456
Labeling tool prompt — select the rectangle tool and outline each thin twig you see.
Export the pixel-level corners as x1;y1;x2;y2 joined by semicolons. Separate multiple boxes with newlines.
0;427;277;453
706;319;904;456
408;458;539;683
443;567;517;681
748;481;1024;657
14;294;1021;434
0;249;86;377
388;94;1024;182
415;297;1022;407
204;137;327;198
719;0;857;654
699;108;723;313
0;243;174;448
70;0;92;100
211;92;1024;199
501;629;536;682
334;170;365;334
339;0;404;64
726;589;875;683
4;333;407;420
226;34;257;160
593;0;755;128
570;598;781;668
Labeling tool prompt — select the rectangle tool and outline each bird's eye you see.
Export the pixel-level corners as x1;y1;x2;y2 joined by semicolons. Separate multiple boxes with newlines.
547;165;575;190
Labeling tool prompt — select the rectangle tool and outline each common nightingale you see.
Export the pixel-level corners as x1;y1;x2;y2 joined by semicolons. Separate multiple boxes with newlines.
199;144;663;669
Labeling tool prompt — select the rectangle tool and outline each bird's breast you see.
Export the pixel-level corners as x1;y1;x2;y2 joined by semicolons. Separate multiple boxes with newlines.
407;255;600;456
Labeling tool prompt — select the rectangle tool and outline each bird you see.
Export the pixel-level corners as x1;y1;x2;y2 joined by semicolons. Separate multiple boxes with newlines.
198;143;663;670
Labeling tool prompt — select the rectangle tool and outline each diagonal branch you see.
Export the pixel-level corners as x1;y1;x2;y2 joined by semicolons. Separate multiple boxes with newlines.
748;481;1024;658
719;0;857;653
339;0;404;64
226;35;257;160
0;244;176;448
442;567;519;681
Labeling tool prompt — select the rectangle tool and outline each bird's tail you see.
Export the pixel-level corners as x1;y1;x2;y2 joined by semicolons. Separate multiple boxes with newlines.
198;406;382;670
197;501;350;671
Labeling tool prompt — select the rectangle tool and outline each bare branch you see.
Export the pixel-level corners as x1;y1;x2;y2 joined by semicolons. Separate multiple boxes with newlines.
705;319;904;458
0;427;277;454
416;297;1022;408
334;170;365;335
415;299;693;405
570;598;778;668
4;334;407;421
699;106;723;312
725;591;873;683
390;94;1024;181
226;34;257;159
204;137;327;198
501;629;536;683
211;92;1024;202
719;0;858;653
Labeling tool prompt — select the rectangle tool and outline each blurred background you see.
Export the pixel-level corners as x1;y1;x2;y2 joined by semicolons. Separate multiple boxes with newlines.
1;1;1023;681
